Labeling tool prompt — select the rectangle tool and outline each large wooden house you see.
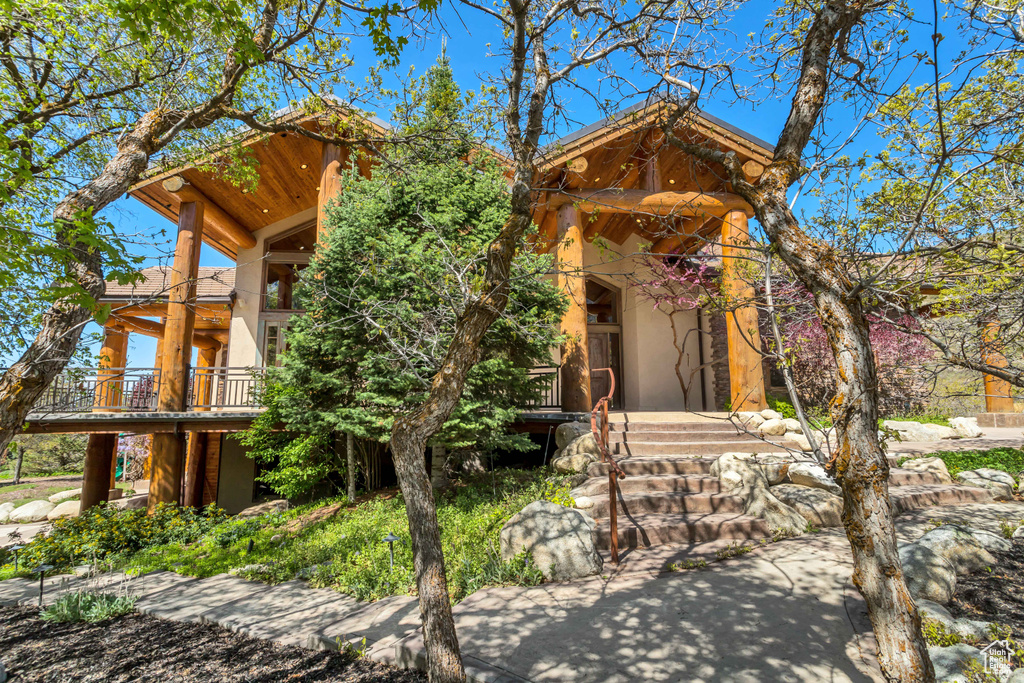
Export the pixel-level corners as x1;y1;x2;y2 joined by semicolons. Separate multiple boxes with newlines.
21;99;1017;513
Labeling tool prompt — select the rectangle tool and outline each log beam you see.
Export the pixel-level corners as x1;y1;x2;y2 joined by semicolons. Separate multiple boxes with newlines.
149;200;205;511
557;204;592;412
161;176;256;250
111;315;222;351
549;189;753;218
722;210;766;412
317;142;345;243
982;320;1015;413
81;325;128;510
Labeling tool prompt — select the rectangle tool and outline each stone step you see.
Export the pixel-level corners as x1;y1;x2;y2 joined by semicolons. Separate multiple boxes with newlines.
608;421;739;433
607;411;733;423
611;441;794;457
307;594;423;665
595;512;772;548
888;468;950;487
134;572;267;623
576;474;721;496
589;491;746;518
589;457;715;477
607;430;752;443
890;485;995;513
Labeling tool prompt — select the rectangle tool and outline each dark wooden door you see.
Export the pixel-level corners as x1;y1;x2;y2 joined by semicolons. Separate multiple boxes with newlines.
588;331;622;409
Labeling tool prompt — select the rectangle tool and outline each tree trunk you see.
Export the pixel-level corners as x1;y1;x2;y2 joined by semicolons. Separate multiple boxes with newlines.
430;445;448;489
12;446;23;484
346;432;356;501
756;194;935;681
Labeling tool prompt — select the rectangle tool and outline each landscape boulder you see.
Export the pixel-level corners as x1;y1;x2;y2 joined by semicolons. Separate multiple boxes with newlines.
8;500;55;524
788;434;813;452
956;468;1016;501
916;525;996;575
949;417;983;439
499;500;602;581
899;457;954;484
551;432;602;474
760;409;783;421
555;421;591;449
883;420;958;442
573;495;595;510
47;500;81;520
48;488;81;504
1014;526;1024;539
770;484;843;527
968;528;1012;553
758;419;787;437
782;418;802;432
0;502;15;524
551;452;598;474
900;542;957;603
735;412;765;429
917;599;994;642
928;644;985;683
237;499;288;518
758;454;797;486
711;453;806;536
786;462;842;495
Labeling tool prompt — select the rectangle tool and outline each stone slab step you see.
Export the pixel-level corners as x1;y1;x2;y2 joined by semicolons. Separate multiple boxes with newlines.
575;474;721;496
612;441;795;457
595;512;772;548
608;430;752;443
890;485;995;513
888;468;951;487
589;457;715;477
589;491;745;518
198;579;361;648
307;594;422;665
608;421;739;433
607;411;732;423
134;572;267;623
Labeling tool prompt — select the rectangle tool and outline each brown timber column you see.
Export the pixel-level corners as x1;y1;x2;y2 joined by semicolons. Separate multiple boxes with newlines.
317;142;345;243
557;204;592;412
982;319;1014;413
149;201;205;511
721;210;767;412
81;325;129;510
184;345;219;507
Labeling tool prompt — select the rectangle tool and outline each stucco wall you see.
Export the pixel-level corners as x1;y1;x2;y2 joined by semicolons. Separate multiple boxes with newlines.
571;232;714;412
227;207;316;368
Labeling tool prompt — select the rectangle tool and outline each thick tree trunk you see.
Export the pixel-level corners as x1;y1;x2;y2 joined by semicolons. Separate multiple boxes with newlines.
755;194;935;681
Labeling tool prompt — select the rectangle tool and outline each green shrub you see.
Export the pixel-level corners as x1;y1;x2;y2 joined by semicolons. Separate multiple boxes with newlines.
1;503;228;576
922;618;963;647
766;395;797;419
41;590;137;623
917;447;1024;478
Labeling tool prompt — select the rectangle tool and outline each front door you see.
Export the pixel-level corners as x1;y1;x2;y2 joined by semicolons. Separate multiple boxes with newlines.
587;331;622;409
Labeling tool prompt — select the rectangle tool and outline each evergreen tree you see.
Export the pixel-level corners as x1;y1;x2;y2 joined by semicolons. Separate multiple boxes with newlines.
239;58;565;498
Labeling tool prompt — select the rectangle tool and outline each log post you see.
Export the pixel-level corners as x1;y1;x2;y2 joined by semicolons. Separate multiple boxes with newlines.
317;142;345;244
721;210;767;412
149;201;204;511
981;319;1014;413
557;204;592;412
184;345;219;507
81;325;129;510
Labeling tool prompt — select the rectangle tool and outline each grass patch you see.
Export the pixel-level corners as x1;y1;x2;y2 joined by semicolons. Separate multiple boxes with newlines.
885;412;952;427
41;590;137;623
902;447;1024;478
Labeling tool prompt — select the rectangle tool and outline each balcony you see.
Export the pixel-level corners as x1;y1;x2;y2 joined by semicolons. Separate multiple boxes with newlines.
25;367;267;415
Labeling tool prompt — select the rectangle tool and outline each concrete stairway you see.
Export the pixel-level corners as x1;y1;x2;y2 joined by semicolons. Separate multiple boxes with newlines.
576;413;998;551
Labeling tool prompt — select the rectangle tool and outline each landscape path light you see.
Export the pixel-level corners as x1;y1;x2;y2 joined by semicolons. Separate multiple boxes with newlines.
382;532;401;571
32;564;54;607
8;545;24;572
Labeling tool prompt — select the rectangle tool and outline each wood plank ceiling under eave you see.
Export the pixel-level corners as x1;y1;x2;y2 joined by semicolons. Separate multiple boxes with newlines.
129;124;335;260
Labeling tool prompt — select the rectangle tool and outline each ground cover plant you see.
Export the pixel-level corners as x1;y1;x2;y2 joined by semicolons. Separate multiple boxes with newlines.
41;590;138;624
904;447;1024;478
0;469;574;604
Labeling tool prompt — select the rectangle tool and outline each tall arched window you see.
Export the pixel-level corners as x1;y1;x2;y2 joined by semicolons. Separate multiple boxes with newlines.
586;278;623;408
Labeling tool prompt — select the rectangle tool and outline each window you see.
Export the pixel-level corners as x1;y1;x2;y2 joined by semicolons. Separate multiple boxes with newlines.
261;321;289;367
586;280;619;324
263;261;308;310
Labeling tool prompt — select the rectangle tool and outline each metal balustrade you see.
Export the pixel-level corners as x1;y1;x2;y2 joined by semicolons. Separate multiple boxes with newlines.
12;367;269;414
525;365;561;410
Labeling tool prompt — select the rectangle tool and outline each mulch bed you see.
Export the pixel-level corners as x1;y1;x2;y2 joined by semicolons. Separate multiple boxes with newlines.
0;606;425;682
948;537;1024;639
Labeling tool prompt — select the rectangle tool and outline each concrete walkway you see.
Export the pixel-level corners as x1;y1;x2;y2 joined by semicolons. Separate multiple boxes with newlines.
3;501;1023;682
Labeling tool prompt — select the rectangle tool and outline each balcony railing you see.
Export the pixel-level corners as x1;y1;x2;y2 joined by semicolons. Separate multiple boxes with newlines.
18;366;268;414
525;365;561;410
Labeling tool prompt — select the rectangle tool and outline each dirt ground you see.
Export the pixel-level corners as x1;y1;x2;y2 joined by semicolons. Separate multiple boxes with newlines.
949;537;1024;640
0;606;425;682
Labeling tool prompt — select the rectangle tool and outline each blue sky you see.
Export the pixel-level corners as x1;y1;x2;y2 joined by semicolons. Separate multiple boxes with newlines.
84;0;974;367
